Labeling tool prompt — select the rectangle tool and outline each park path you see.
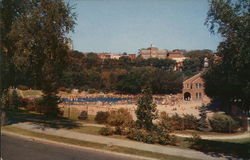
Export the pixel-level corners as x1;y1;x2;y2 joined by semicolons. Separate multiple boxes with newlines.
173;132;250;140
10;122;230;160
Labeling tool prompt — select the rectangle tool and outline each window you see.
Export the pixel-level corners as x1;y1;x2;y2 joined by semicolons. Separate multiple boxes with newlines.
196;92;202;99
196;83;202;89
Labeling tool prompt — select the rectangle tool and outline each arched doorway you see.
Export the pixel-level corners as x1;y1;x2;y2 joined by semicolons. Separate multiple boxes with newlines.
184;92;191;101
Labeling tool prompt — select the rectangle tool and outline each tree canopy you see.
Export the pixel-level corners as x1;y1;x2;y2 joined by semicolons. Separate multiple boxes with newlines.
204;0;250;112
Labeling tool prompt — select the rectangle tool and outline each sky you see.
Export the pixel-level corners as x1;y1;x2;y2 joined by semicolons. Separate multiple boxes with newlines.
69;0;222;54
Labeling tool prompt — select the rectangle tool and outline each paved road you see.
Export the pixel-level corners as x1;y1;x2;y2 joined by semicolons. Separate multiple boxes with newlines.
1;134;140;160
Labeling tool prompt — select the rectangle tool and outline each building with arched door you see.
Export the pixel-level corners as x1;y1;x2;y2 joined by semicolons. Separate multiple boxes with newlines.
182;73;208;101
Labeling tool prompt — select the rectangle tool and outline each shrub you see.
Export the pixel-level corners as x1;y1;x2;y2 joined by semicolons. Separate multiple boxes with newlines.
127;128;156;144
10;90;22;110
158;112;173;132
171;113;184;130
36;95;60;116
155;126;177;145
57;87;67;92
197;105;210;132
95;111;110;124
88;89;99;94
99;126;113;136
127;127;176;145
183;114;198;130
78;111;88;120
187;133;201;148
107;108;134;128
17;85;29;90
209;113;240;133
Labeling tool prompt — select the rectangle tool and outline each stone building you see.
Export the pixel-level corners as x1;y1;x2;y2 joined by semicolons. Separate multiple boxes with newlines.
139;47;168;59
182;73;208;101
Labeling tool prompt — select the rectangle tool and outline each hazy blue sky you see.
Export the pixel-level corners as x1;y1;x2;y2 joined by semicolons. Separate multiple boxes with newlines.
69;0;221;53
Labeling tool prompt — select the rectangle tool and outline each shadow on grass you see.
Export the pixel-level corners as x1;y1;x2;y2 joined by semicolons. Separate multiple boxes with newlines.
5;109;81;129
187;138;250;159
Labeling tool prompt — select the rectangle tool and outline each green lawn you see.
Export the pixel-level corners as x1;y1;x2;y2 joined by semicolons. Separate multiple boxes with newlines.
68;126;101;135
14;89;43;97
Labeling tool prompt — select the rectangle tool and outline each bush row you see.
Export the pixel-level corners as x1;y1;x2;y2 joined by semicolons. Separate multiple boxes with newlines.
159;112;240;133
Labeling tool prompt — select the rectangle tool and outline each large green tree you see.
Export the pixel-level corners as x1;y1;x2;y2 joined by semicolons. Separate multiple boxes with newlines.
9;0;76;115
0;0;26;92
204;0;250;112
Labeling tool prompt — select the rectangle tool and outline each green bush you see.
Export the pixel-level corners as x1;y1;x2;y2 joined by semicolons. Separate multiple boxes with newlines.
88;89;99;94
127;128;155;143
209;113;240;133
95;111;110;124
78;111;88;120
107;108;134;128
17;85;29;90
127;127;176;145
183;114;198;130
158;112;184;131
99;126;113;136
186;133;201;148
11;89;22;110
171;113;184;130
158;112;173;132
36;95;60;116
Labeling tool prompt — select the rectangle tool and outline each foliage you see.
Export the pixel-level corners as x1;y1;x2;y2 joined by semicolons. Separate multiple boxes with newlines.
0;0;26;92
135;87;158;131
197;106;210;132
204;0;250;112
107;108;134;128
158;112;174;132
17;85;29;90
95;111;110;124
158;112;198;131
183;114;198;130
127;128;176;145
3;0;76;116
183;49;214;76
209;113;240;133
36;95;61;117
99;126;113;136
78;111;88;120
186;133;201;148
0;89;9;109
11;89;22;110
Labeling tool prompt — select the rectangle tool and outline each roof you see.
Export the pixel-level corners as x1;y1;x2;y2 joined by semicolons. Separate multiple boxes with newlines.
183;73;202;84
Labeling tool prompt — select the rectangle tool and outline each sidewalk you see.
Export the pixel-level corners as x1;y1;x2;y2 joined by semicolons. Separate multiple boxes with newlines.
11;122;228;160
173;132;250;140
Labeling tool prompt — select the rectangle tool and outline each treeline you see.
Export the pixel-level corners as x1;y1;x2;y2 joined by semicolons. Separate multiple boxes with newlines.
60;51;182;94
8;49;214;95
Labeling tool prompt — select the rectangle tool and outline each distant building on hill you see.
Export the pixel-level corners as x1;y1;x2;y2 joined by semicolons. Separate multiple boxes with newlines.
96;53;111;60
139;46;187;70
139;47;168;59
96;53;136;60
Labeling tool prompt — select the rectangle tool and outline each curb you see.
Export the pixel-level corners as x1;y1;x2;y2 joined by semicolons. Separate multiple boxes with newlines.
2;130;157;160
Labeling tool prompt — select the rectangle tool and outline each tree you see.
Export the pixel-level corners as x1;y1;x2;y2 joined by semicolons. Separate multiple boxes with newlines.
183;50;214;76
11;89;21;111
204;0;250;112
135;87;158;131
0;0;26;94
197;105;210;132
9;0;76;116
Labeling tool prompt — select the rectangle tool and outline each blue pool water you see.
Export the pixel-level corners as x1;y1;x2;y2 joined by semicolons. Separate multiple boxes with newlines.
60;97;132;103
